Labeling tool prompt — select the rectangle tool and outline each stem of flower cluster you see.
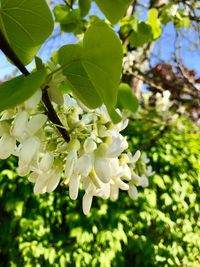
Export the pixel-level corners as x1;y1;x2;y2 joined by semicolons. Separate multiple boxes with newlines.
0;28;70;142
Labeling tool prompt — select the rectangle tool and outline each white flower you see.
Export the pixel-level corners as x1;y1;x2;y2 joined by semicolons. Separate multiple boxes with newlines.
29;156;62;195
65;150;78;178
75;153;93;177
82;192;93;215
113;177;129;190
26;114;47;135
24;90;42;110
138;175;149;187
94;157;119;183
94;182;110;199
18;136;40;165
48;81;64;105
110;184;119;201
83;136;97;153
128;184;138;200
0;134;16;159
64;139;80;178
39;152;54;172
33;166;62;194
69;175;81;200
131;172;140;185
121;164;132;181
10;111;29;138
130;150;141;163
106;134;128;158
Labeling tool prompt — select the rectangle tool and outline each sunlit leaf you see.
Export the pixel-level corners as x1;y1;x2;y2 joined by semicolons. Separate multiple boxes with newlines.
82;20;123;110
0;0;54;65
95;0;132;24
148;8;162;39
58;44;102;109
79;0;92;17
129;22;152;47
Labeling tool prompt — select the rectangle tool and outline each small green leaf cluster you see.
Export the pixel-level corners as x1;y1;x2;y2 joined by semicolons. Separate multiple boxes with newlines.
161;3;190;28
53;3;89;34
120;8;162;48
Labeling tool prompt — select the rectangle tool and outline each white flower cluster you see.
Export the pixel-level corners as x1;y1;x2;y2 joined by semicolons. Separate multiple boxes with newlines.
0;91;153;215
155;90;180;123
123;49;149;74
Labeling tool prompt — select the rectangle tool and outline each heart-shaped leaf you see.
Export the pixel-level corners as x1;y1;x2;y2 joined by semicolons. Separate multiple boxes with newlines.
82;20;123;110
0;0;54;65
95;0;131;24
58;21;123;117
58;44;102;109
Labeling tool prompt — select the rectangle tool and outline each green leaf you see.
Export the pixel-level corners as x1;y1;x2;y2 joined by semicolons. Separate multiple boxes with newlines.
54;5;81;33
58;44;102;109
0;70;46;112
82;21;123;111
0;0;54;65
35;57;45;70
95;0;132;24
54;5;71;22
117;83;138;112
129;22;152;47
79;0;92;17
58;21;123;119
148;8;162;39
120;16;138;36
108;108;122;124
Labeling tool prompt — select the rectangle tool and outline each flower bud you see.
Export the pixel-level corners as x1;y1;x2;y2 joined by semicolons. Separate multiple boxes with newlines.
46;169;61;193
82;193;93;215
128;184;138;200
132;150;141;163
65;151;77;178
110;185;119;201
69;175;81;200
83;137;97;153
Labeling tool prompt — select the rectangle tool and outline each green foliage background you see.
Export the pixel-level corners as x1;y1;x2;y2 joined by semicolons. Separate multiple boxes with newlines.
0;112;199;267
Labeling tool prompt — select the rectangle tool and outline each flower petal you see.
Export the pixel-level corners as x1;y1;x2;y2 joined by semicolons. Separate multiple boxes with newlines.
75;153;93;177
10;111;29;138
27;114;47;135
0;134;15;159
128;184;138;200
25;90;42;110
19;136;40;164
69;175;81;200
39;152;54;172
46;170;61;193
82;193;93;215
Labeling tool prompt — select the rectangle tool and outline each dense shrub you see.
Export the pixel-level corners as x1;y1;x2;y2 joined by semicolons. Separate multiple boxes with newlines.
0;115;199;267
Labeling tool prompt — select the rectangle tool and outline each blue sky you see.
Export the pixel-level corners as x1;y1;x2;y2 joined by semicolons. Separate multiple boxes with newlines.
0;2;199;80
